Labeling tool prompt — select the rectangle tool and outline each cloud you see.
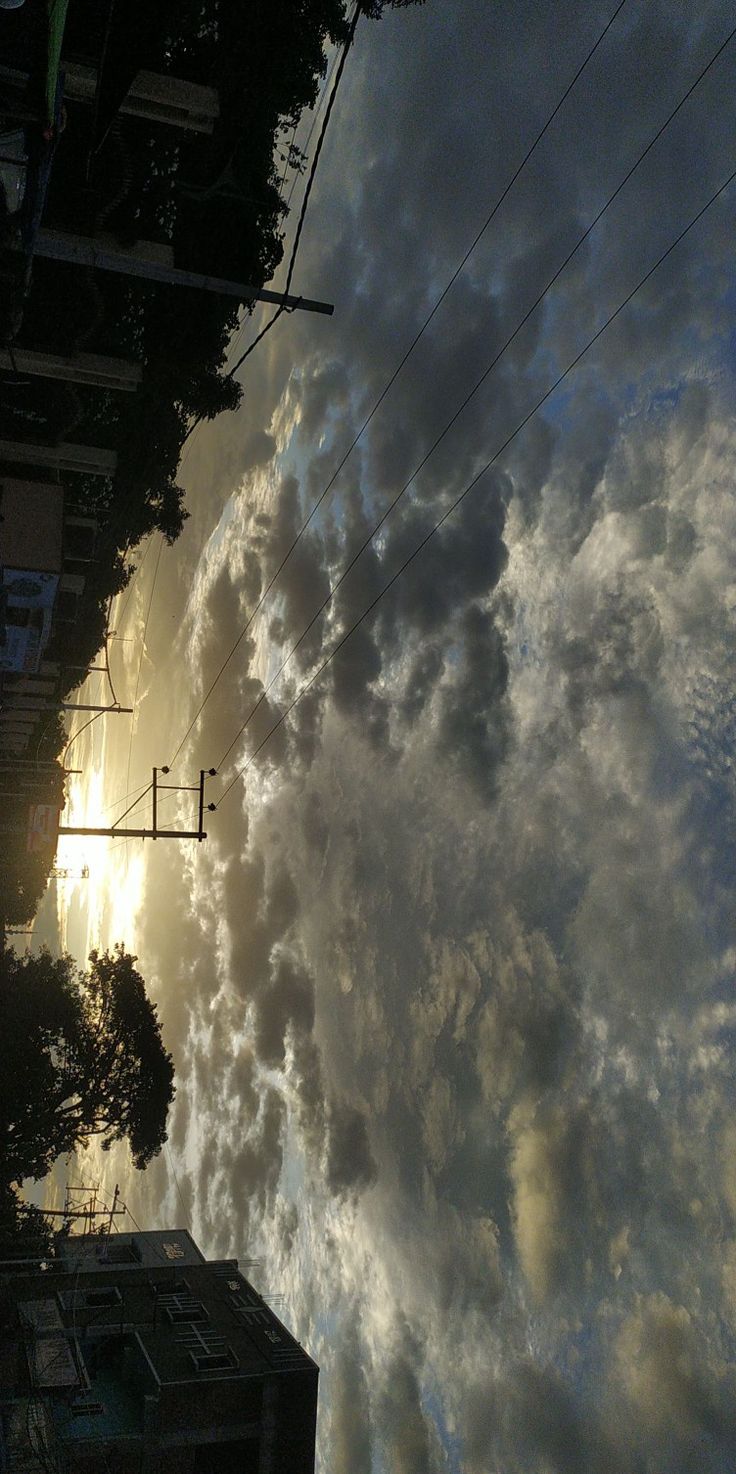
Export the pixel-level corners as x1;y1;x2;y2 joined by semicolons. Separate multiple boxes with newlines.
464;1360;611;1474
329;1312;373;1474
610;1292;736;1468
325;1099;377;1196
95;5;736;1472
377;1320;441;1474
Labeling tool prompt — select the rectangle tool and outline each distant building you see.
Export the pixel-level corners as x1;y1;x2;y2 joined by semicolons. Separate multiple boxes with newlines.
0;478;64;676
0;1228;318;1473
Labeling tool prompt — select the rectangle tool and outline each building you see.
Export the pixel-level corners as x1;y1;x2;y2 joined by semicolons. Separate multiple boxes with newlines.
0;1228;318;1473
0;478;64;678
0;474;99;755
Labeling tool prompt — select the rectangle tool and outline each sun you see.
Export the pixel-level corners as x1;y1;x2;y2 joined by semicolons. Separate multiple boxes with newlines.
55;704;148;961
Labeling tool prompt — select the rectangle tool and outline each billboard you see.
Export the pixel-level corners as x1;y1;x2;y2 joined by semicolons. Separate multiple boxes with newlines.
27;803;61;854
1;568;59;673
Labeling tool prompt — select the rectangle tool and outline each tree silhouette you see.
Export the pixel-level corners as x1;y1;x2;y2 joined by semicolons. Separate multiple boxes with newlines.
0;945;175;1186
0;1182;54;1259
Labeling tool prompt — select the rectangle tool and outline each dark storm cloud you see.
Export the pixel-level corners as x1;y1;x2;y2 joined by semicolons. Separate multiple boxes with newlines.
330;1312;373;1474
291;1032;327;1162
187;562;263;772
609;1291;736;1467
435;603;510;799
253;954;315;1068
464;1361;609;1474
376;1320;439;1474
120;7;736;1474
285;1023;377;1195
283;683;324;769
239;426;277;472
377;470;510;645
399;639;444;724
228;1045;259;1117
273;1198;299;1255
325;1100;377;1197
220;1086;285;1230
258;475;332;671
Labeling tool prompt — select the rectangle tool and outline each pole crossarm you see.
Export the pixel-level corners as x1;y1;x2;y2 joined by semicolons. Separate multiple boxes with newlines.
58;826;207;840
61;766;216;843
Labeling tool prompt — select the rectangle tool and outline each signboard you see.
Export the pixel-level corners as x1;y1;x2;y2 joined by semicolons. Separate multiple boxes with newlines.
1;568;59;673
27;803;61;853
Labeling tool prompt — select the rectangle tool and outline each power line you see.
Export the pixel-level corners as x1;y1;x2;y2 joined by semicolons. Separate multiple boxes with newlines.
174;2;362;486
212;25;735;773
213;163;736;806
116;535;165;848
231;0;362;368
101;777;151;818
61;709;107;767
218;36;346;377
165;0;631;770
112;533;155;631
165;1142;192;1232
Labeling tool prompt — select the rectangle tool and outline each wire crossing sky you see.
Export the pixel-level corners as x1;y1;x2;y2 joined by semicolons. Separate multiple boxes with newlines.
213;161;736;805
104;12;735;832
56;7;736;1473
207;21;736;784
165;0;632;773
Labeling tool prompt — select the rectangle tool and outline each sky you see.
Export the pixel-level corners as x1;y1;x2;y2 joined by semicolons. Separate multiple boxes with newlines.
43;1;736;1469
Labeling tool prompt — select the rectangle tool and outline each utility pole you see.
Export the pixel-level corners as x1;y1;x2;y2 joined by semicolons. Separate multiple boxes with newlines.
8;701;132;714
1;769;216;847
58;767;216;843
33;229;334;316
106;1185;120;1237
45;1183;127;1232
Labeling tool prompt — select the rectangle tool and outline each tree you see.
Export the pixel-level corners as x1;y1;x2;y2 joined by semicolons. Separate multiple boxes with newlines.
0;946;175;1186
0;1182;54;1260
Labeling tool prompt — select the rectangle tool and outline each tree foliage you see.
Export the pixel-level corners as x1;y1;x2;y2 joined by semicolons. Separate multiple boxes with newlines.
0;945;175;1185
0;1182;54;1259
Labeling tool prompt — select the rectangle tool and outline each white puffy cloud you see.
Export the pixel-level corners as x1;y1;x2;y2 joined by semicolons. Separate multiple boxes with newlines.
80;3;736;1470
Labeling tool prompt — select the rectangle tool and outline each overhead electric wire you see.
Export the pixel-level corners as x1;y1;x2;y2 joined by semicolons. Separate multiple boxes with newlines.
212;25;735;775
55;591;126;770
166;0;631;769
283;35;345;212
175;0;361;485
61;709;107;767
220;36;346;374
101;777;151;817
116;535;165;847
165;1142;192;1231
228;0;361;372
213;164;736;807
112;533;155;631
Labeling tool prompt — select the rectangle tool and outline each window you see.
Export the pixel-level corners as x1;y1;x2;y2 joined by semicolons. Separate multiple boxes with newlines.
176;1324;239;1373
192;1352;236;1372
99;1240;141;1265
84;1288;121;1309
161;1292;208;1324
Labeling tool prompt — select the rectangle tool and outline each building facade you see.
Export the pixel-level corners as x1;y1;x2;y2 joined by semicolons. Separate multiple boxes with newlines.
0;1229;318;1473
